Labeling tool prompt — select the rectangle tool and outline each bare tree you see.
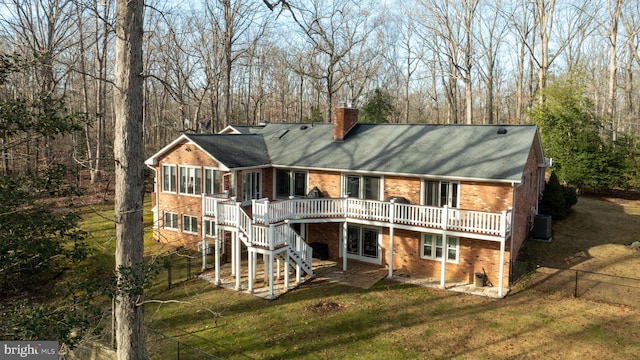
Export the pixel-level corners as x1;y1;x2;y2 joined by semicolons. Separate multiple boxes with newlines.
279;0;377;122
417;0;478;124
475;0;508;124
113;0;147;358
605;0;623;140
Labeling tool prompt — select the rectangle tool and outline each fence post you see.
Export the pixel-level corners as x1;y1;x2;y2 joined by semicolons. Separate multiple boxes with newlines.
187;257;191;280
574;270;578;298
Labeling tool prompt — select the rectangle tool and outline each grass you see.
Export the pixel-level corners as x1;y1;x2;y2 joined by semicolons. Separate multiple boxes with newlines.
79;195;640;359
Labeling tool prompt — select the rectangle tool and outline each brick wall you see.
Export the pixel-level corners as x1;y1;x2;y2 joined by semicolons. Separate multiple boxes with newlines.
383;176;421;204
155;143;221;249
510;143;542;265
388;230;503;284
308;170;342;198
307;223;342;259
459;182;513;212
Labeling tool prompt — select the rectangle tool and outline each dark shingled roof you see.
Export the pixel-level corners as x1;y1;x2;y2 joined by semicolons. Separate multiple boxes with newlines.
153;123;541;183
185;133;270;169
256;123;539;182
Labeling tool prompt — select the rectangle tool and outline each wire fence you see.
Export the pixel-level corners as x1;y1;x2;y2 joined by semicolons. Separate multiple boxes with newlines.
530;266;640;308
146;327;223;360
153;249;214;290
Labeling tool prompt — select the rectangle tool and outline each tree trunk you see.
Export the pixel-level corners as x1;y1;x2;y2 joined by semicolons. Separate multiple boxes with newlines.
113;0;147;358
606;0;622;141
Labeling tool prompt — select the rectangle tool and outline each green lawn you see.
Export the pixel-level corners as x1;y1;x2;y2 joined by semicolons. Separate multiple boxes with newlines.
80;196;640;359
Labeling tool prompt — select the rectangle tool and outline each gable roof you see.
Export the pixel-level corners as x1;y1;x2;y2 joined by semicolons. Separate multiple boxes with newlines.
146;123;543;183
144;133;270;170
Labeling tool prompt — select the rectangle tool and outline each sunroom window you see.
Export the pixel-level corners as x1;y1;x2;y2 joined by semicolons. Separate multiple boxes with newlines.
204;168;221;195
162;164;176;192
276;169;307;198
344;174;381;200
179;166;201;195
424;180;459;208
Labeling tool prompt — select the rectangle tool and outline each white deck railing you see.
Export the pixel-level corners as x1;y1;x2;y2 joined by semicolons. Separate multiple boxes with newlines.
206;195;511;240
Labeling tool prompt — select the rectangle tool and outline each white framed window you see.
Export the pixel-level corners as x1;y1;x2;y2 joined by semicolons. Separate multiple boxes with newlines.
275;169;307;198
421;234;459;262
343;174;381;200
242;171;261;203
179;166;201;195
203;219;216;238
162;164;176;192
204;168;221;195
182;215;198;234
163;212;178;230
341;225;381;264
423;180;459;208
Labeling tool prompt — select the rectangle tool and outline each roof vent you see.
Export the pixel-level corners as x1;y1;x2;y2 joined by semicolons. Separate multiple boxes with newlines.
497;128;507;135
300;125;308;130
271;129;289;139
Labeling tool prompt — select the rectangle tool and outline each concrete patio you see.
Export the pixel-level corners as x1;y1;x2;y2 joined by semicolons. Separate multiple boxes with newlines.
198;257;505;299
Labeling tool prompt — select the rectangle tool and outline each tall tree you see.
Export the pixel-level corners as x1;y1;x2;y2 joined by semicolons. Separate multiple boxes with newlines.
283;0;376;122
113;0;147;358
605;0;623;140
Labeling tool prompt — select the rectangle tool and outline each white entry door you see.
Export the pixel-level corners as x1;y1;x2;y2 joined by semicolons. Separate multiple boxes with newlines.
242;171;261;205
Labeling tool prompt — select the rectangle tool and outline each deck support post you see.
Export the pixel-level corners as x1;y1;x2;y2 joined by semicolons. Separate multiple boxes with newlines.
234;232;241;290
498;238;505;297
389;201;395;278
248;248;254;293
342;221;348;271
214;232;220;285
440;206;449;288
440;231;447;288
295;240;302;284
230;231;236;276
284;249;290;290
263;253;268;281
267;254;275;299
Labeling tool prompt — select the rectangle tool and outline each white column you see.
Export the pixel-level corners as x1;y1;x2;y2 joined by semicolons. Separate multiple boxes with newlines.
388;201;395;278
214;233;220;285
230;231;236;276
235;233;241;290
201;233;207;272
498;238;505;297
263;254;268;281
440;232;447;288
248;248;254;293
440;206;449;288
342;221;348;271
268;253;275;299
284;249;290;290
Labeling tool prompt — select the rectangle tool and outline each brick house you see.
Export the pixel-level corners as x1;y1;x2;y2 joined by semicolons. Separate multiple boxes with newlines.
145;106;547;299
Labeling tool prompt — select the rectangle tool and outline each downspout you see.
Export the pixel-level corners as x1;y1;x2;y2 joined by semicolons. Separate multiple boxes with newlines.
145;163;160;241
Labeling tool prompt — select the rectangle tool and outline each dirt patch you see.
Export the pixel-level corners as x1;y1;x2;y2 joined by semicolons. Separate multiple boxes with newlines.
308;301;345;315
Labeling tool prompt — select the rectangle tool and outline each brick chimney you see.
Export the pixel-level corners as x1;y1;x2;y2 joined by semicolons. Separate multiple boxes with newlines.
333;104;359;142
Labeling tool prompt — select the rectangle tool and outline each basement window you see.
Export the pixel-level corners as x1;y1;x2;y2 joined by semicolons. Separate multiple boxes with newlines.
182;215;198;234
163;212;178;230
421;234;459;263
